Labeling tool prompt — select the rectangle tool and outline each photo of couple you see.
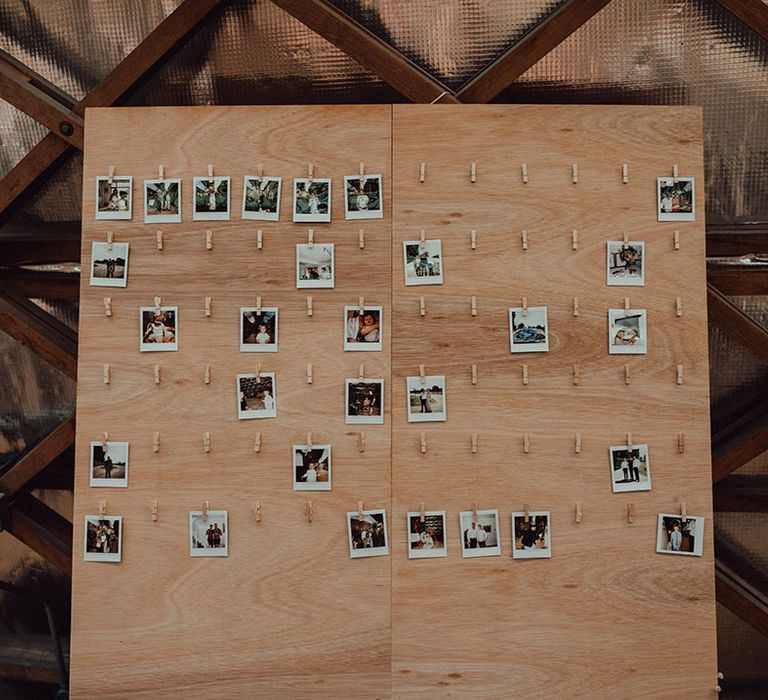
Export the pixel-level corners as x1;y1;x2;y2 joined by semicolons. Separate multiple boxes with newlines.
144;179;181;223
460;510;500;558
190;511;229;557
83;516;122;562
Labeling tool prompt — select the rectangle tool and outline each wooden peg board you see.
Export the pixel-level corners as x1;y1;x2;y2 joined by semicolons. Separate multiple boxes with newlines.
72;105;715;698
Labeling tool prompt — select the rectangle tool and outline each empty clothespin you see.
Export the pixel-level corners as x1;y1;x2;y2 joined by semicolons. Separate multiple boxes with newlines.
158;165;164;179
680;502;687;522
472;501;478;519
678;432;685;453
254;431;262;453
359;229;365;249
156;230;164;250
470;296;477;317
102;432;109;450
359;161;366;183
154;296;161;313
306;432;312;448
307;296;313;317
677;364;684;385
107;165;115;184
103;363;110;385
470;229;477;250
358;363;365;380
253;502;262;522
624;364;631;385
202;500;209;520
675;297;682;317
572;163;578;184
307;363;313;384
522;297;528;316
522;364;529;386
203;432;211;453
358;296;365;315
306;501;314;523
256;296;262;315
672;164;679;183
627;502;635;524
624;296;630;311
674;230;680;250
626;432;633;449
206;230;213;250
153;431;160;453
419;162;426;183
571;230;578;250
257;229;263;250
521;230;529;251
575;432;582;454
623;231;629;243
307;162;314;180
420;432;427;454
521;163;528;184
471;432;478;454
205;296;212;317
573;296;580;317
419;502;426;523
98;499;107;518
470;161;477;183
106;231;113;251
358;432;365;453
471;363;477;385
204;363;211;385
523;432;530;454
103;297;112;317
308;228;314;247
151;500;158;522
575;502;582;524
573;364;580;385
419;228;426;243
523;503;530;523
153;363;161;385
419;363;425;378
207;163;214;178
419;295;426;317
622;163;628;184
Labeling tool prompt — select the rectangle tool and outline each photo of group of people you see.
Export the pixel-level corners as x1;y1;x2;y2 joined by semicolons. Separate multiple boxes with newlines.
607;241;645;286
608;309;648;354
293;178;331;222
345;379;384;424
610;444;651;492
347;509;388;558
344;306;381;350
90;241;129;288
406;375;446;422
509;306;549;353
293;444;331;491
95;176;132;220
407;511;447;559
139;307;178;351
193;176;230;221
657;177;695;221
90;441;129;488
237;373;277;419
460;510;500;557
240;308;278;352
344;175;383;220
656;514;704;556
242;175;281;221
296;243;335;288
511;512;552;559
403;239;443;285
144;179;181;223
83;516;122;562
189;511;228;557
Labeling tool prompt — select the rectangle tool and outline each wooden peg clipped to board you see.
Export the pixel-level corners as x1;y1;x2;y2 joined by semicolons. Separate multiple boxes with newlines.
255;296;262;315
523;503;530;523
419;363;425;379
257;229;263;250
575;501;582;524
101;432;109;450
678;432;685;454
106;231;113;251
522;363;529;386
358;296;365;315
472;501;478;519
471;432;478;454
470;161;477;183
305;500;314;523
204;363;211;385
253;502;262;522
103;297;112;317
358;501;365;520
152;431;160;453
626;432;633;449
307;162;314;180
622;230;629;243
470;229;477;250
470;295;477;317
674;230;680;250
521;230;528;251
622;163;628;184
676;364;684;385
680;502;688;523
419;502;426;523
257;163;264;179
523;432;530;454
204;296;212;317
308;228;314;247
624;364;631;385
522;296;528;316
203;432;211;453
306;296;313;317
471;363;477;386
156;230;164;251
307;363;313;385
572;364;580;386
154;296;161;314
359;161;366;183
571;229;578;250
151;500;158;522
419;295;426;317
627;502;635;524
572;162;578;184
98;499;107;518
419;162;426;183
573;296;579;317
675;297;682;317
672;163;679;183
419;228;426;243
202;500;209;521
358;432;365;453
306;432;312;449
575;431;582;454
103;364;110;385
206;230;213;250
254;431;262;453
624;296;631;311
358;363;365;380
158;164;164;180
359;229;365;249
420;432;427;454
107;165;115;185
521;163;528;184
153;363;161;385
207;163;214;178
255;363;261;379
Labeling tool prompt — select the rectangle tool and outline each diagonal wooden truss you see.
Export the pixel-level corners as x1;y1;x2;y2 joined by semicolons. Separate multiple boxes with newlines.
0;0;766;640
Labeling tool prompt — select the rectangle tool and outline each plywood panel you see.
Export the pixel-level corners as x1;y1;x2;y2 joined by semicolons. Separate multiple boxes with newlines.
390;105;716;698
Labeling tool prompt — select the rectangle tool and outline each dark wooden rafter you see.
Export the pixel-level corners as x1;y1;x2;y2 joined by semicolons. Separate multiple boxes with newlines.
707;283;768;367
711;400;768;483
456;0;614;103
1;268;80;302
716;0;768;41
707;264;768;296
706;224;768;257
716;564;768;638
714;475;768;512
0;281;77;379
268;0;459;103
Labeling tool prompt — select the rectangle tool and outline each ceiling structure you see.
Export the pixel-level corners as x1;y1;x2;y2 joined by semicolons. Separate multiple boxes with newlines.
0;0;766;695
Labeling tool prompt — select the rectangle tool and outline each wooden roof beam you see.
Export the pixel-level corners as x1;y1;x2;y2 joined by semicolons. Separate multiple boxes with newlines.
711;400;768;483
707;282;768;367
707;264;768;296
716;0;768;41
716;563;768;638
714;475;768;512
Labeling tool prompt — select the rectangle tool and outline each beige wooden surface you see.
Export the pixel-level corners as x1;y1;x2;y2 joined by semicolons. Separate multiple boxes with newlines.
390;104;716;698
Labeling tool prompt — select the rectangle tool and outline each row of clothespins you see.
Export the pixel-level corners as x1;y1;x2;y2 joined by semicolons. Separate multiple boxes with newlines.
417;162;686;185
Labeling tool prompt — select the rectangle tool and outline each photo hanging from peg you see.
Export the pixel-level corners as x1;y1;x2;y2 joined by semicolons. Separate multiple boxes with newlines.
572;163;578;184
358;431;365;453
521;163;528;184
470;229;477;250
419;162;426;183
205;296;212;317
521;230;528;250
103;364;110;385
575;501;582;523
257;229;263;250
103;297;112;317
156;230;164;250
622;163;628;184
206;230;213;250
420;432;427;454
151;500;158;522
306;500;314;523
571;230;578;250
470;161;477;183
359;229;365;249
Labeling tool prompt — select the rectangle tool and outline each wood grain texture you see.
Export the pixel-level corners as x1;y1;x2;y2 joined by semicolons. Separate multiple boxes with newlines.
390;105;717;699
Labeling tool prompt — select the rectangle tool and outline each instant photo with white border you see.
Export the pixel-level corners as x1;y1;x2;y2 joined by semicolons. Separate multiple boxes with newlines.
90;241;129;288
296;243;334;288
406;374;447;423
89;440;129;488
606;240;645;287
608;308;648;354
83;515;122;562
656;513;704;557
609;444;652;493
143;179;181;223
139;306;178;352
193;176;231;221
657;177;695;222
509;306;549;353
240;307;278;353
344;305;382;351
292;443;332;491
242;175;281;221
95;175;132;220
293;178;332;223
511;511;552;560
344;175;383;220
407;510;447;559
459;509;501;558
189;510;229;557
347;508;389;558
237;372;277;420
345;378;384;425
403;239;443;286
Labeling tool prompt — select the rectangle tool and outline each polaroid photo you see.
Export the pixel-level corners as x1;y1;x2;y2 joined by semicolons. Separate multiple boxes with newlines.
90;241;129;288
403;239;443;286
610;444;651;493
95;176;132;220
344;305;382;351
193;176;230;221
345;378;384;425
608;308;648;354
89;441;128;488
83;515;122;562
237;372;277;420
459;509;500;558
407;511;447;559
347;509;388;558
242;175;281;221
296;243;334;288
240;307;278;353
344;175;383;220
511;512;552;559
293;444;331;491
406;374;446;423
656;514;704;557
607;240;645;286
144;179;181;223
139;306;178;351
657;177;695;222
293;178;331;223
509;306;549;353
189;511;228;557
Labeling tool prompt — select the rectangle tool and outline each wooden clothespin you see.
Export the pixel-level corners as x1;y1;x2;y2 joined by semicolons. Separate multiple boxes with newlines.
202;501;209;520
106;231;113;251
306;432;312;448
252;229;261;253
153;363;161;385
156;230;164;251
204;363;211;385
206;230;213;250
677;364;684;385
420;432;427;454
107;165;115;185
151;500;158;522
207;163;214;178
627;502;635;524
622;163;628;184
359;161;366;184
521;230;529;250
672;164;679;183
307;363;313;385
680;502;687;523
359;229;365;249
306;500;314;523
358;432;366;453
103;364;110;385
102;432;109;450
357;501;365;520
573;364;580;385
419;363;425;379
103;297;112;317
523;432;530;454
472;501;478;519
624;296;630;311
307;162;314;180
470;161;477;183
204;296;212;317
678;432;685;453
575;432;582;454
624;364;631;385
419;228;426;243
152;432;160;453
257;163;264;179
308;228;314;247
255;364;261;379
575;501;582;524
522;364;529;386
253;502;262;522
158;165;164;180
675;297;682;317
572;163;578;184
522;297;528;316
254;431;262;453
202;432;211;453
674;230;680;250
255;296;262;315
98;499;107;518
358;296;365;315
626;432;633;449
307;296;313;317
471;363;477;386
419;295;426;317
523;503;530;523
419;162;426;183
470;229;477;250
471;432;478;454
470;296;477;317
623;231;629;243
358;363;365;380
571;230;578;250
419;502;426;523
521;163;528;184
154;296;161;314
573;296;579;317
